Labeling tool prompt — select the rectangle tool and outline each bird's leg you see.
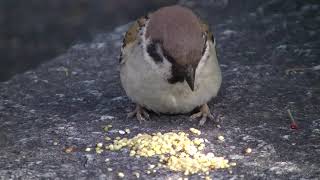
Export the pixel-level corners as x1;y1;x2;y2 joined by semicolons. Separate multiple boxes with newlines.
127;104;150;123
190;104;215;126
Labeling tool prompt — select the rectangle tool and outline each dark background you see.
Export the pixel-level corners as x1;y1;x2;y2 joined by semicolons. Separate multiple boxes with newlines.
0;0;178;81
2;0;318;82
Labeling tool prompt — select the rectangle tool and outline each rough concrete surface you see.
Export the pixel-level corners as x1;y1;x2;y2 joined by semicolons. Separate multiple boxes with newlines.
1;0;319;179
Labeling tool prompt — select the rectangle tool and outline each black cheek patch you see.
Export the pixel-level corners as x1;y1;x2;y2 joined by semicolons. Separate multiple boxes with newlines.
163;50;185;84
147;42;163;63
201;35;207;56
211;34;215;44
167;64;185;84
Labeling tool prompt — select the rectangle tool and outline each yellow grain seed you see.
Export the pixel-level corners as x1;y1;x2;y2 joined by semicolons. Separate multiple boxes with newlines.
130;150;136;156
133;172;140;178
245;148;252;154
189;128;201;135
218;135;225;141
230;162;237;166
118;172;124;178
125;128;131;134
65;147;75;153
85;147;91;152
148;164;155;169
97;143;103;148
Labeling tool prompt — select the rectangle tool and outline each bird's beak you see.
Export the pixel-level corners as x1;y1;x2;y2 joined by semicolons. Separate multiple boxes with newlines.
185;66;196;91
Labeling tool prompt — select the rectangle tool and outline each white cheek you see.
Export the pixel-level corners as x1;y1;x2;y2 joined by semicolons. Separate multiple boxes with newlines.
196;41;211;75
141;21;172;79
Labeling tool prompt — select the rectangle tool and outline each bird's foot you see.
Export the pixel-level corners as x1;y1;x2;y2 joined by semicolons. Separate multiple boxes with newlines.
127;104;150;123
190;104;215;126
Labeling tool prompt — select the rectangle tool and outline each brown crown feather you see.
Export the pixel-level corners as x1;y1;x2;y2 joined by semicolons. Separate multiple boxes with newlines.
146;5;205;67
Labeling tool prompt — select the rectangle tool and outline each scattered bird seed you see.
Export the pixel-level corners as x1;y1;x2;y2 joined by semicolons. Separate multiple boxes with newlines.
245;148;252;154
118;172;124;178
218;135;225;141
125;128;131;134
97;143;103;148
133;172;140;178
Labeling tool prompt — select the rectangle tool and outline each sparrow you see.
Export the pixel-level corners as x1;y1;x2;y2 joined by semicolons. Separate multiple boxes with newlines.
119;5;222;126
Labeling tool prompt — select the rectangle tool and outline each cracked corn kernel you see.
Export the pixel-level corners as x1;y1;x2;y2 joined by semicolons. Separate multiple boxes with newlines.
119;130;126;135
133;172;140;178
97;143;103;148
65;147;75;153
245;148;252;154
189;128;201;135
85;147;91;152
125;128;131;134
118;172;124;178
95;148;103;154
218;135;225;141
103;124;112;131
130;150;136;156
105;137;111;141
104;131;230;175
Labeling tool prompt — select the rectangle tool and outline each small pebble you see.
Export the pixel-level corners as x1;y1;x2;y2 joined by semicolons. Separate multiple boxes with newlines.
107;168;113;172
53;142;58;146
119;130;126;135
85;147;91;152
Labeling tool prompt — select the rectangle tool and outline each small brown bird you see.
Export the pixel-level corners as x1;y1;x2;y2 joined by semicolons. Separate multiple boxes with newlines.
119;5;222;125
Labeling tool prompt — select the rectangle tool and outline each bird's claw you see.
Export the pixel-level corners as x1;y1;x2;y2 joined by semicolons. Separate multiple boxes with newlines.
190;104;216;126
127;105;150;123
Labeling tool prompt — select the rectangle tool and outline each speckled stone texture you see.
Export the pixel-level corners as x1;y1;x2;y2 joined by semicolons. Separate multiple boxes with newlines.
1;0;319;179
